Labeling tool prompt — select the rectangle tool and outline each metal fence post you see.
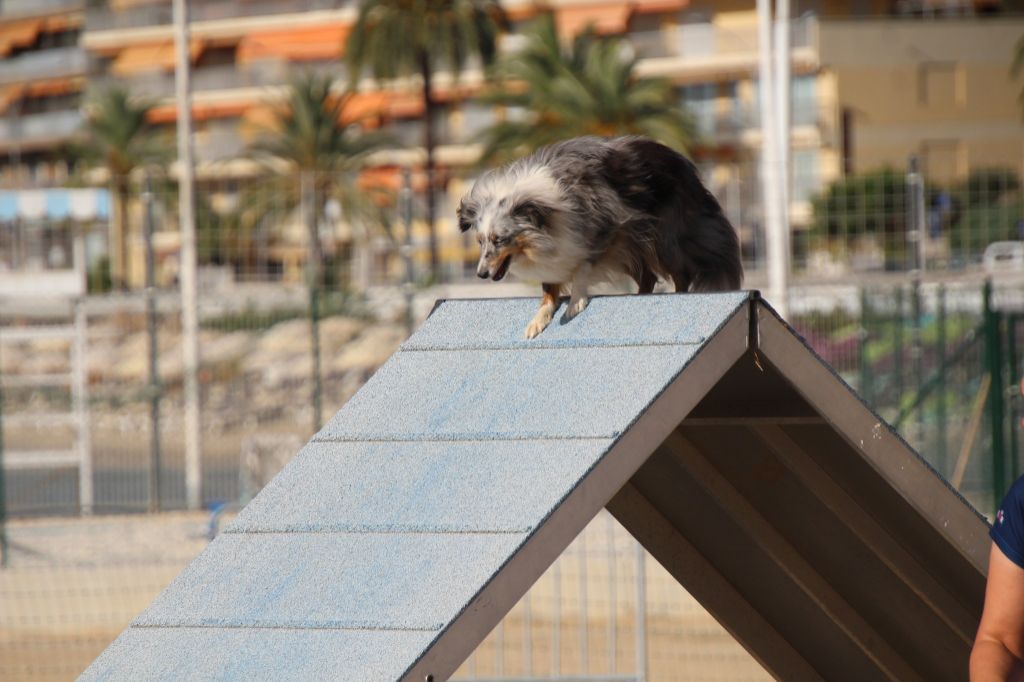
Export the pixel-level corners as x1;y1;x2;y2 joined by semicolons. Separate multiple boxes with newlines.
634;541;647;682
0;321;6;568
894;286;905;409
858;287;873;405
401;168;415;336
984;279;1007;511
310;285;323;434
73;298;92;515
911;280;924;449
906;155;927;274
936;284;948;477
143;174;162;512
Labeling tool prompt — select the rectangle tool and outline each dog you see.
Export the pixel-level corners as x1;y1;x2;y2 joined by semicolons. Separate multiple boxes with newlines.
457;135;743;338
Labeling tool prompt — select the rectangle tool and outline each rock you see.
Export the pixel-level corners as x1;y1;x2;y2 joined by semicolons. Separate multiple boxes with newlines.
330;324;406;374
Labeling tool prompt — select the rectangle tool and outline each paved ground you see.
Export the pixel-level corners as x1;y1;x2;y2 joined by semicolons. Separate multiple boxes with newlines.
0;511;767;682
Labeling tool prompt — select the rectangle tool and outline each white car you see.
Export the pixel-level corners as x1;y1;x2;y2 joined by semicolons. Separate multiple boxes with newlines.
983;241;1024;273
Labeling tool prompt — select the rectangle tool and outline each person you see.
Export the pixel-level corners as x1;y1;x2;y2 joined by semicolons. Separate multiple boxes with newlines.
971;378;1024;681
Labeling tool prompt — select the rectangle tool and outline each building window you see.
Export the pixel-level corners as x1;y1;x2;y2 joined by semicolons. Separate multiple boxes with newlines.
792;149;819;204
677;13;715;58
920;140;962;184
681;83;716;138
792;75;816;126
918;62;960;107
751;76;817;127
453;102;494;143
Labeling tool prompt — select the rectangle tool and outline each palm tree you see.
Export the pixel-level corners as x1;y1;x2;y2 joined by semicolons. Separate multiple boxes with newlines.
1013;34;1024;116
249;72;392;289
477;15;696;164
76;87;167;290
347;0;506;282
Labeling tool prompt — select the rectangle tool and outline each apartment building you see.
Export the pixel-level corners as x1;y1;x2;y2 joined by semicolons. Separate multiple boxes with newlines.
0;0;87;188
44;0;1024;284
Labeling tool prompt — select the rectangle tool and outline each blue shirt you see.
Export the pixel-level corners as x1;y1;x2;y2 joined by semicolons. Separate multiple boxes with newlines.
992;475;1024;569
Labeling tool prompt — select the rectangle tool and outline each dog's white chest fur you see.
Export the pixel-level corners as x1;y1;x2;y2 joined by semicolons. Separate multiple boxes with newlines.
509;223;592;284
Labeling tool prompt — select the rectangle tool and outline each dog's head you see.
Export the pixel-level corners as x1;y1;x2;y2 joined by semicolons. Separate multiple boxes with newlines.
457;170;557;281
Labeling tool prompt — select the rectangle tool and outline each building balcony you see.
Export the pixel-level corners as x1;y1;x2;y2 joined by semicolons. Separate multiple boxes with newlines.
0;47;87;86
84;0;355;34
0;109;83;151
1;0;82;19
92;60;342;104
632;15;818;82
92;60;305;101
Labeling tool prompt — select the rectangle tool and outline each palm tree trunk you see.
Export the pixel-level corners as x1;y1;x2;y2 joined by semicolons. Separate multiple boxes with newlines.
110;177;129;291
419;50;440;283
300;169;323;289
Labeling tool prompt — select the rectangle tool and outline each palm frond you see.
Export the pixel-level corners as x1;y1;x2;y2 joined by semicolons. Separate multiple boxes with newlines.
475;14;696;164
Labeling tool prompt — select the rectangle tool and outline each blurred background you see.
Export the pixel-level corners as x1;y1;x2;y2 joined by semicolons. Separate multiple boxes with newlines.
1;0;1023;679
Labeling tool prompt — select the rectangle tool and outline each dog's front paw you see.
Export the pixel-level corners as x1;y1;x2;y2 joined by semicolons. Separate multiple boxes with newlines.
562;296;589;322
525;310;553;339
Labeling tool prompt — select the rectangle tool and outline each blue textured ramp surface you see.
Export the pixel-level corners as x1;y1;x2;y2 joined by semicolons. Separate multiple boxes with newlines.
80;293;751;682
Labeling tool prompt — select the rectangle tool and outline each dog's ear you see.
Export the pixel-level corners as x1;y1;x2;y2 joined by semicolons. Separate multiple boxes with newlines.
456;200;476;233
511;200;552;229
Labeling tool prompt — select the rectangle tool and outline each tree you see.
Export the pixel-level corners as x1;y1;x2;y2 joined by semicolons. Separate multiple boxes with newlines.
347;0;506;283
810;168;938;271
75;86;167;290
248;72;392;289
476;14;696;164
949;168;1023;256
812;167;1023;269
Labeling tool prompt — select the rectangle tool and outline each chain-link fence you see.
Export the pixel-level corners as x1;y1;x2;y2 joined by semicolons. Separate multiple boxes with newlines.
1;162;1024;680
3;275;1023;681
5;161;1017;297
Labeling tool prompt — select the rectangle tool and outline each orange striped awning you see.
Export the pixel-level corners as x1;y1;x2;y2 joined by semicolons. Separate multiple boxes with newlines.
555;4;631;37
0;84;25;114
0;19;41;56
237;24;349;63
110;40;203;76
147;100;248;124
340;91;424;123
24;76;83;98
632;0;689;13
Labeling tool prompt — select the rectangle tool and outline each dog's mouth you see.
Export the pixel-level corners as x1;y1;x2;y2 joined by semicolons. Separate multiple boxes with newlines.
492;255;512;281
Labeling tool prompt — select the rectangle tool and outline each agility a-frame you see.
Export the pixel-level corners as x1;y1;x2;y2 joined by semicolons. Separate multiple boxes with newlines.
82;293;989;682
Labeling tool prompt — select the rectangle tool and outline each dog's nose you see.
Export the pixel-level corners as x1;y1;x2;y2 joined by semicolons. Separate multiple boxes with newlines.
476;268;489;279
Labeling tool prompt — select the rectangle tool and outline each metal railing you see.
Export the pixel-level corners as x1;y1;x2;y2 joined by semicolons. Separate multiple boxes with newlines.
91;61;342;101
0;109;83;147
0;47;87;86
628;15;817;61
0;0;82;19
84;0;356;33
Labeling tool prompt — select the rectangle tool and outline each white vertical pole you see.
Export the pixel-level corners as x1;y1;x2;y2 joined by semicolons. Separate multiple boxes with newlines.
173;0;202;510
774;0;792;318
73;298;92;514
758;0;788;318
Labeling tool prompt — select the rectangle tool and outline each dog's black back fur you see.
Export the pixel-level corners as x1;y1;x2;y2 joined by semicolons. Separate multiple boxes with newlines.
600;137;742;291
529;136;742;292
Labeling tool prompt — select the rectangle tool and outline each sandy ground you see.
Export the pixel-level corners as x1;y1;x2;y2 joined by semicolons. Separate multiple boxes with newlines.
0;511;768;682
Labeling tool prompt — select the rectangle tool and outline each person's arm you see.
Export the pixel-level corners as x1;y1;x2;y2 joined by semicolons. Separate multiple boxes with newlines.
971;543;1024;681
